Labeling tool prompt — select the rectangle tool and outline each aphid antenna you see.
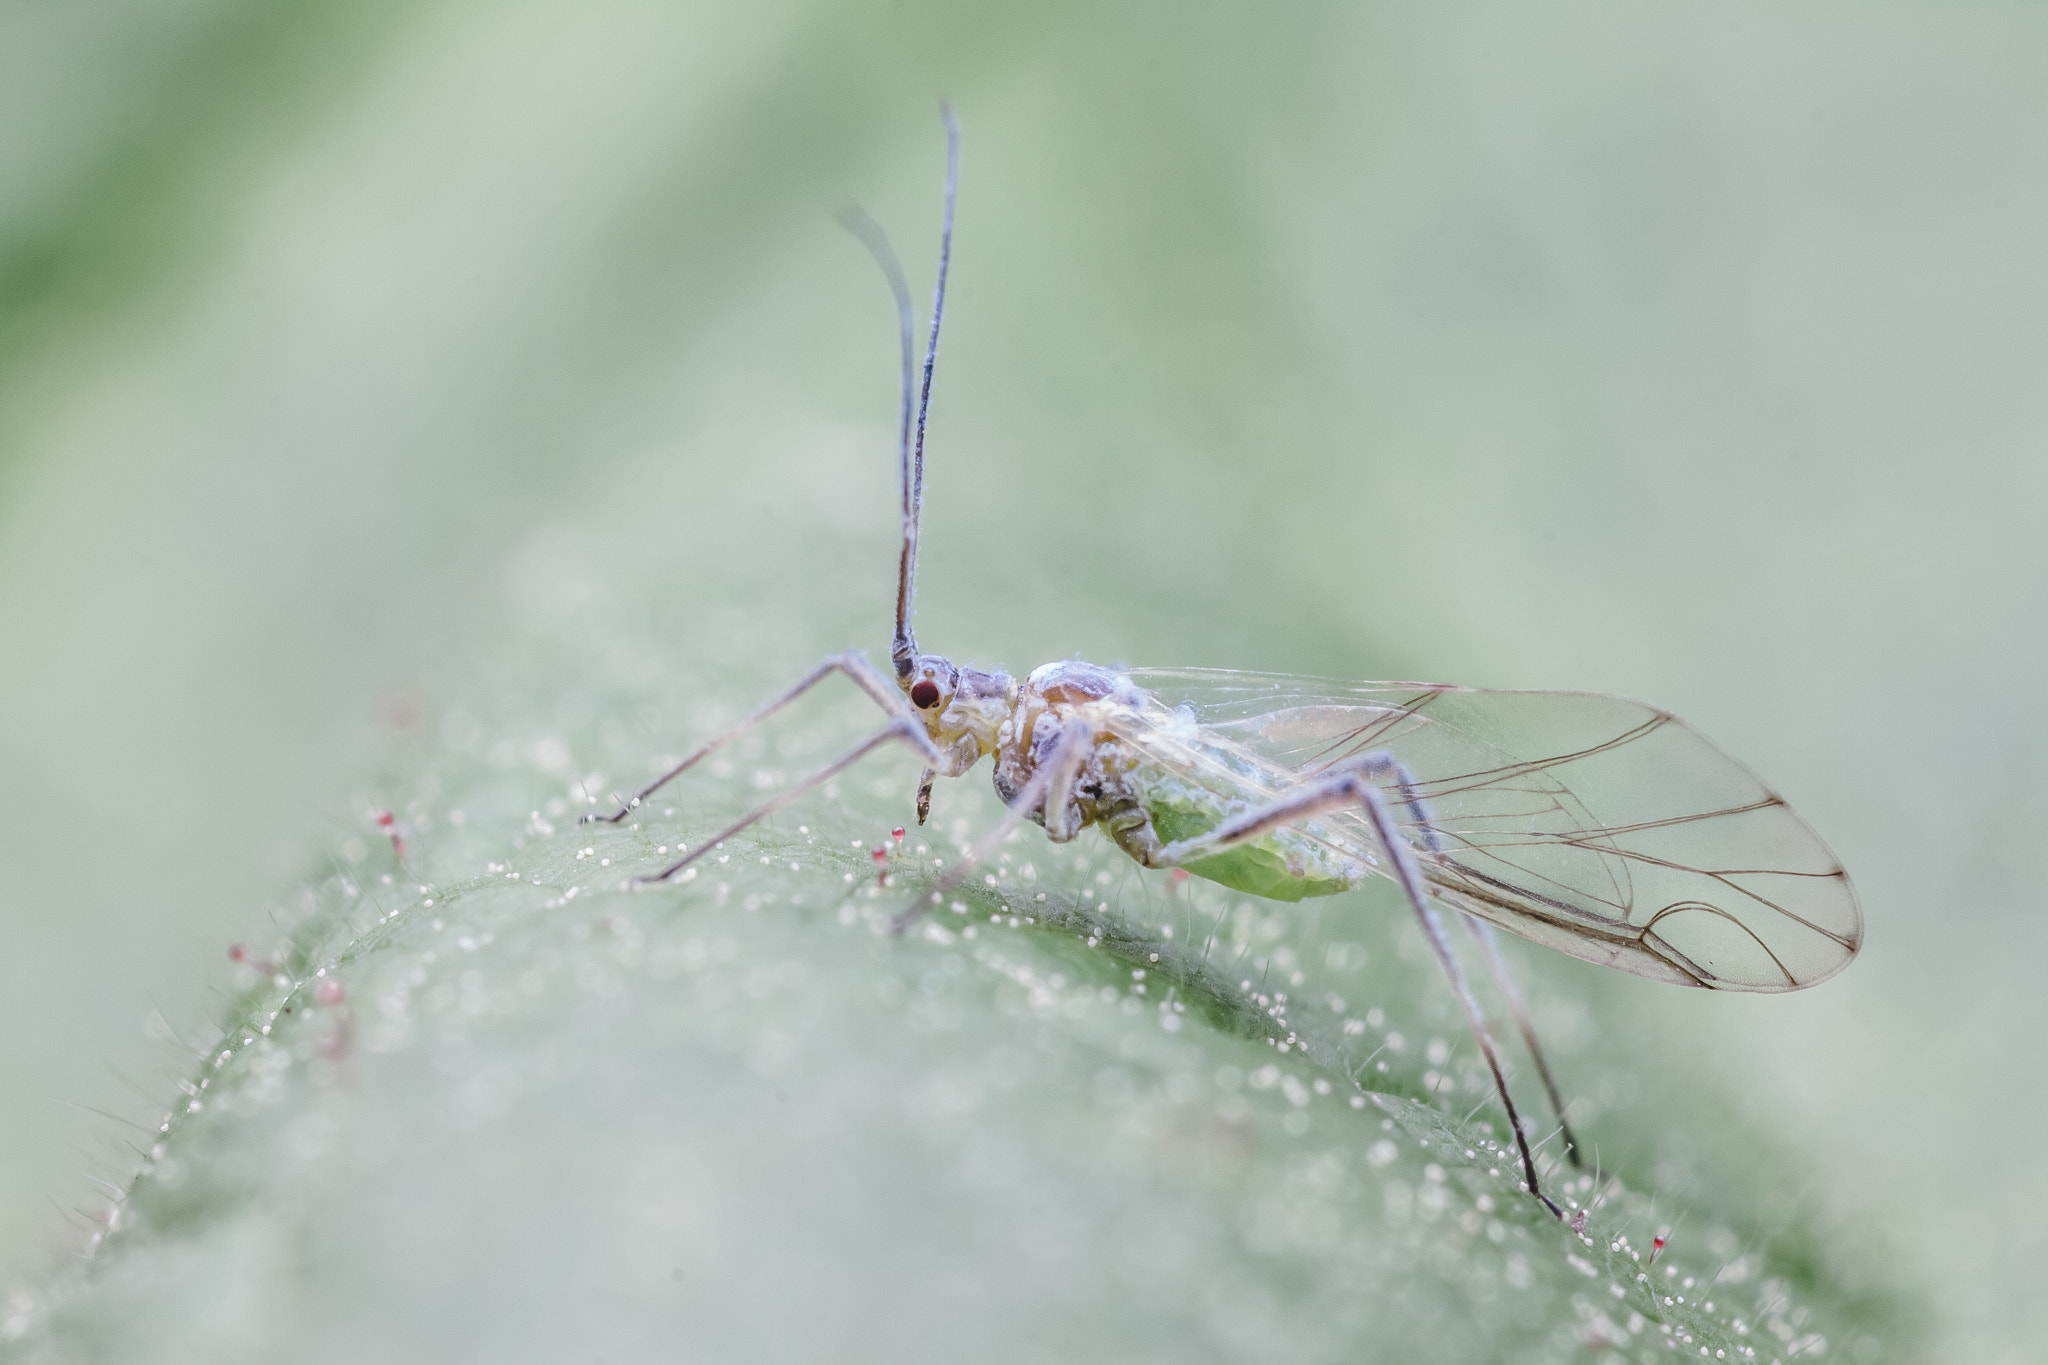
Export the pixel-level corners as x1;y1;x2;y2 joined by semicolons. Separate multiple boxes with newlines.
838;104;959;682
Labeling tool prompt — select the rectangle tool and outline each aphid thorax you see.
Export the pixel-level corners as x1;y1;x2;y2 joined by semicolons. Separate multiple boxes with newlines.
990;661;1145;839
898;658;1146;848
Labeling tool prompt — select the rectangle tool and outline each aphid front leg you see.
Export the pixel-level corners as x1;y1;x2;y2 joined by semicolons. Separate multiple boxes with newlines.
915;768;937;826
587;651;910;824
891;717;1097;935
1155;757;1566;1219
640;713;944;883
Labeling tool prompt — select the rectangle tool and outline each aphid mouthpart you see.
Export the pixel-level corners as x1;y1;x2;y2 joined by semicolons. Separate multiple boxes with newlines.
597;109;1861;1223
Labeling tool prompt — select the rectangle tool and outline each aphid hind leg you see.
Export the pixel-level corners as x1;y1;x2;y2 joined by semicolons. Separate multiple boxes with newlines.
1341;752;1586;1174
639;713;943;883
1156;761;1566;1218
1462;914;1584;1170
891;717;1097;935
587;651;909;824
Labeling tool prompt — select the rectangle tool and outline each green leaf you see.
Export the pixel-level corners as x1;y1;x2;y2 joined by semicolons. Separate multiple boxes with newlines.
0;4;1942;1359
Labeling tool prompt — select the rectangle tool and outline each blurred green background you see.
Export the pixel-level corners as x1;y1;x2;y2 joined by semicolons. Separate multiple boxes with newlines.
1;0;2044;1359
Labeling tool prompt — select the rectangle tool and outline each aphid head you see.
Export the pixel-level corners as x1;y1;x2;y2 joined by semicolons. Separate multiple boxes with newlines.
901;653;1012;758
902;656;958;715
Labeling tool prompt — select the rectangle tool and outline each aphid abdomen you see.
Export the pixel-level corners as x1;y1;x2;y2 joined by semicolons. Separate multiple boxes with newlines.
1133;774;1353;902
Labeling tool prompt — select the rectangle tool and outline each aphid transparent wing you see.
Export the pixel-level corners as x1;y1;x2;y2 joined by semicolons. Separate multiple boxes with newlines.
1120;668;1862;992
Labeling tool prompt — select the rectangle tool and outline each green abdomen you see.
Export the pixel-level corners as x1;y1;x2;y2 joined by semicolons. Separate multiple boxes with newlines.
1144;791;1354;904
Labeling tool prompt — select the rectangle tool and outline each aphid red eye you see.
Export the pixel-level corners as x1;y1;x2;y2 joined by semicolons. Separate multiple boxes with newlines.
910;680;941;709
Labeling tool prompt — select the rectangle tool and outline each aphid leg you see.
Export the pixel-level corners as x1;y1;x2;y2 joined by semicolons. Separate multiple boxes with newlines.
1346;788;1562;1216
891;717;1095;934
587;651;909;824
915;768;937;825
1156;762;1565;1218
1461;913;1584;1169
1368;752;1587;1175
638;714;942;883
1327;753;1582;1168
